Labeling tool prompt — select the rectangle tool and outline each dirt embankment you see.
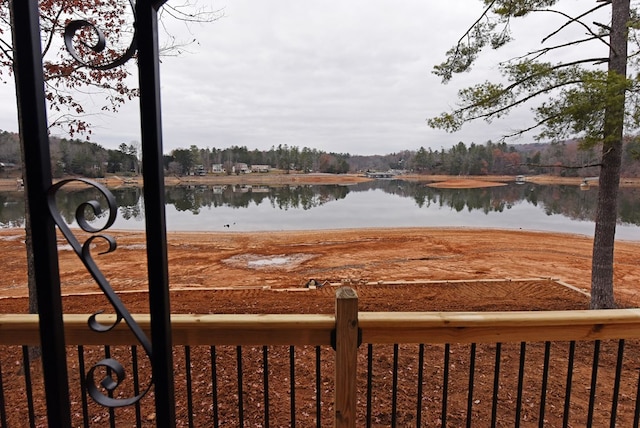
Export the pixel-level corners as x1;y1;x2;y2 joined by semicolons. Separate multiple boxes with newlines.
102;173;640;188
6;173;640;191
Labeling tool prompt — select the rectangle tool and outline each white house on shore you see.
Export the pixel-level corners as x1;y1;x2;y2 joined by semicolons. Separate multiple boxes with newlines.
251;164;271;173
233;163;250;174
211;164;225;173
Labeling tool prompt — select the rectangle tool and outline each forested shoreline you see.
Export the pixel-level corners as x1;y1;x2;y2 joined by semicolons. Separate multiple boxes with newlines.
2;129;640;178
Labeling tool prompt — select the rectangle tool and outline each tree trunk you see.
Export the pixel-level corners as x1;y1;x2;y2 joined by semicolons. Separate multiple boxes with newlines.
25;193;37;314
10;5;38;352
590;0;630;309
21;131;41;361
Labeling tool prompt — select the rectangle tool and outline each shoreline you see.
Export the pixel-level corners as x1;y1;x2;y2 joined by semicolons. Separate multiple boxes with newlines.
3;173;640;191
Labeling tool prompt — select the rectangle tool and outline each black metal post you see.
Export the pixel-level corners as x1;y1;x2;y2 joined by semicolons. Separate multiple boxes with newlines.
9;0;71;425
135;0;176;425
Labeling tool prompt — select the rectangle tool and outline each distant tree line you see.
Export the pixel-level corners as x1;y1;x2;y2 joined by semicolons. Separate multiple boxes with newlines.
350;138;638;178
0;130;139;178
162;144;350;176
1;129;639;178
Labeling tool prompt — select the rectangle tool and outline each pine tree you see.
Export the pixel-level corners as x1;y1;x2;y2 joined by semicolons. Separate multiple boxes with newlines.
429;0;637;308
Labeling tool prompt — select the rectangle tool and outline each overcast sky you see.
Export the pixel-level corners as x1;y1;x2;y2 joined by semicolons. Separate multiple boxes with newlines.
0;0;601;155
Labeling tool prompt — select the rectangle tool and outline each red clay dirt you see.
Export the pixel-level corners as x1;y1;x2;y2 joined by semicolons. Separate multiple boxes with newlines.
1;227;640;426
2;227;640;307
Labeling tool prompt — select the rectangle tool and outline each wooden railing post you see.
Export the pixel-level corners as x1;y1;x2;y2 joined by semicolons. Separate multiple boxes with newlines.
334;286;359;428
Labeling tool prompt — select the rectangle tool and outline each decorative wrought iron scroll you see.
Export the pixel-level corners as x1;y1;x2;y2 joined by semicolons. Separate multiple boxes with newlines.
63;0;137;70
55;0;154;408
47;180;152;408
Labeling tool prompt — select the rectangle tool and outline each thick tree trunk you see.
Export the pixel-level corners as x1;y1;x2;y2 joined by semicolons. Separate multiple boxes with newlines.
590;0;630;309
591;142;622;309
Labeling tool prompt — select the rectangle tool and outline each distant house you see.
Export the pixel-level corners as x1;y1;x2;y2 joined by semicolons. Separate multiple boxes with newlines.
233;163;250;174
251;164;271;173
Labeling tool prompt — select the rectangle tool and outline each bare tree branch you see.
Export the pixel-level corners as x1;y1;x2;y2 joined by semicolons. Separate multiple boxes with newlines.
40;2;67;58
161;2;224;23
500;114;562;140
454;0;498;48
157;3;224;56
0;37;11;61
539;2;611;47
593;21;612;31
510;35;605;63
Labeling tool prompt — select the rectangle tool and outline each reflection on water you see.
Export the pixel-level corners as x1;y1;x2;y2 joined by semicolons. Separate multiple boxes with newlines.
1;180;640;239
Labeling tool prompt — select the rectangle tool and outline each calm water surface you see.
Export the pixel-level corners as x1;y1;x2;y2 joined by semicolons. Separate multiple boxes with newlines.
2;180;640;240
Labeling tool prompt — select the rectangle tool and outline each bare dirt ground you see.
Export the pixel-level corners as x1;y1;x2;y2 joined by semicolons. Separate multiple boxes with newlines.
2;227;640;427
1;227;640;310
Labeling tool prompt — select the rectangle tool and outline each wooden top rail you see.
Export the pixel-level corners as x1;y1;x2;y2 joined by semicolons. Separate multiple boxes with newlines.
360;309;640;344
0;314;336;346
3;309;640;347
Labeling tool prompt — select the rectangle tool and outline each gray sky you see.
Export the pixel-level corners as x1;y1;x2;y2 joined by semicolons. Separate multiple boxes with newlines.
0;0;600;155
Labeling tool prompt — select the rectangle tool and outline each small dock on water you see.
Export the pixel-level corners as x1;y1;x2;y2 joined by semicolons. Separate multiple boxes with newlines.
365;171;394;179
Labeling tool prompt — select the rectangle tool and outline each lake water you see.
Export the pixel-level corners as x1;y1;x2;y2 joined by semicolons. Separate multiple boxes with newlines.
2;180;640;240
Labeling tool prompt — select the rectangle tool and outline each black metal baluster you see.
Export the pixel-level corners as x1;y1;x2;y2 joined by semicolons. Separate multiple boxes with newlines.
491;343;502;428
315;346;321;428
21;346;35;428
442;343;450;427
633;359;640;428
236;346;244;428
515;342;526;428
610;339;625;427
104;345;116;428
135;1;175;424
131;346;142;428
290;345;296;428
539;342;551;428
416;344;425;428
367;344;373;428
562;341;576;428
466;343;477;428
263;346;270;428
587;340;601;427
0;355;6;428
210;346;219;427
77;346;90;428
185;346;194;428
391;344;399;428
10;1;71;424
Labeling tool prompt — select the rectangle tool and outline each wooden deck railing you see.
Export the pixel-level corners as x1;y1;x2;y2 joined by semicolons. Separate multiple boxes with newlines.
2;287;640;426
